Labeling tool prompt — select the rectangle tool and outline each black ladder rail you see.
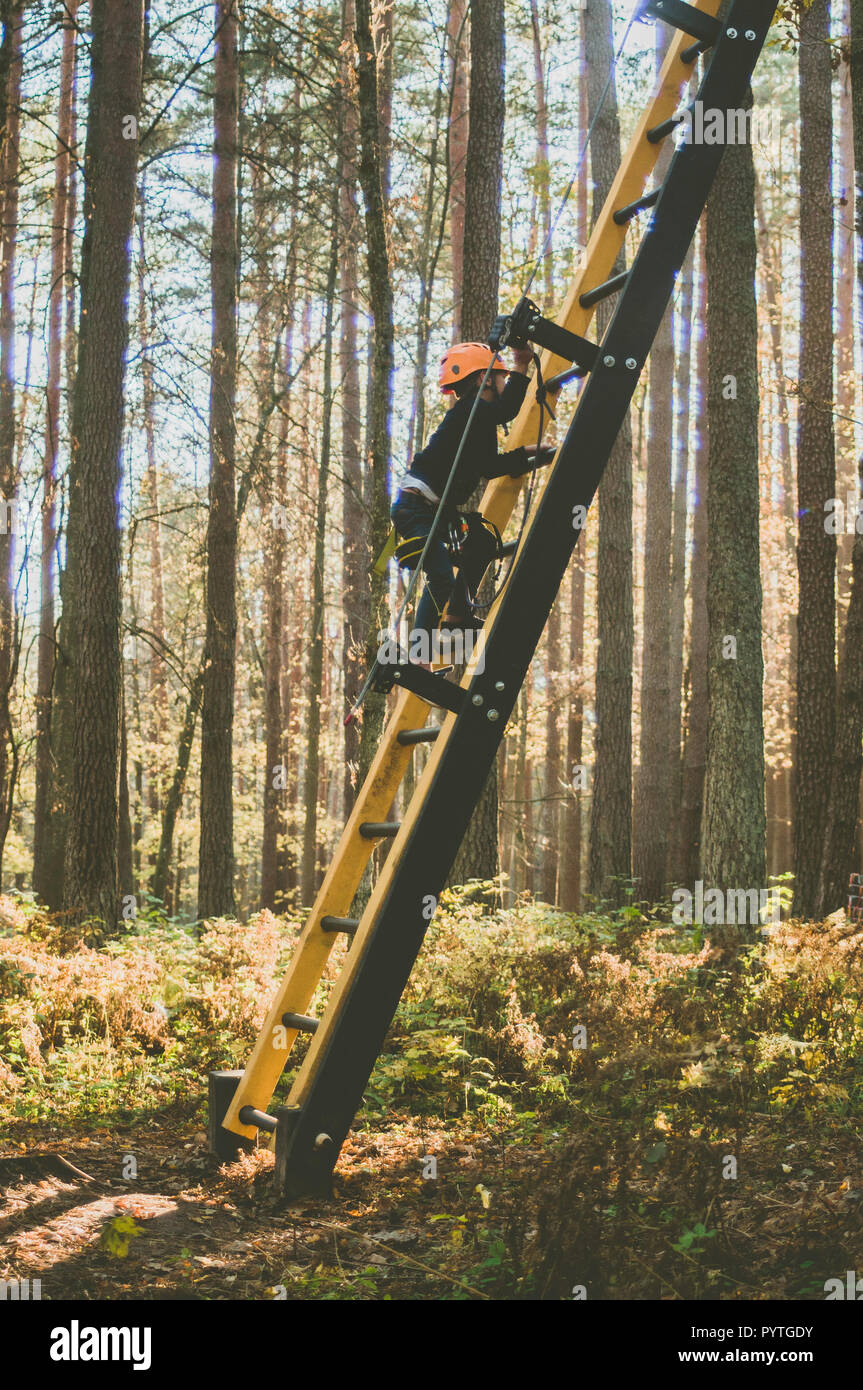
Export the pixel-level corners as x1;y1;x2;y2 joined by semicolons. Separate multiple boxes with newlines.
271;0;778;1197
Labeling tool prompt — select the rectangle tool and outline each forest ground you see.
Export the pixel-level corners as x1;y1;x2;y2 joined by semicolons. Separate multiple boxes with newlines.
2;892;862;1300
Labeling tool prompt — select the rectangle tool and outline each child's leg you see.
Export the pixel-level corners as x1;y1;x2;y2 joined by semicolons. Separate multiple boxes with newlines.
391;496;456;651
445;513;499;622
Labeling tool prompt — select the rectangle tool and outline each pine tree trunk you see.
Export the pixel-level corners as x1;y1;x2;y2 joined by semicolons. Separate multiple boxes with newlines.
354;0;394;798
0;2;22;876
260;68;300;910
301;191;339;906
836;5;857;622
340;0;366;815
819;535;863;914
754;171;796;876
198;0;239;919
34;1;77;902
667;240;694;882
151;668;203;905
817;0;863;914
633;30;674;903
529;0;561;904
793;0;836;920
137;198;168;826
449;0;505;888
49;22;82;902
560;6;589;913
679;241;709;887
586;0;632;906
373;0;392;204
448;0;468;340
118;698;134;899
700;93;766;936
406;40;449;462
63;0;144;923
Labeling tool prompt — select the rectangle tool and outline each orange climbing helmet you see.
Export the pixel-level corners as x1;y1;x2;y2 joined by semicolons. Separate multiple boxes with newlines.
439;342;506;393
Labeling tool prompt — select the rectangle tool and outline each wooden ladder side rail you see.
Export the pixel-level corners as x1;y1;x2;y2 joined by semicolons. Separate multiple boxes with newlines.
218;0;719;1144
221;688;428;1139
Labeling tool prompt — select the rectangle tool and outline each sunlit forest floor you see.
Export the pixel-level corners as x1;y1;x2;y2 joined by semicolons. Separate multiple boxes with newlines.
2;892;862;1300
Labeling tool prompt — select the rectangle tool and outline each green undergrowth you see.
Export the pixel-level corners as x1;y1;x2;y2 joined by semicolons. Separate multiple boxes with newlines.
2;888;863;1297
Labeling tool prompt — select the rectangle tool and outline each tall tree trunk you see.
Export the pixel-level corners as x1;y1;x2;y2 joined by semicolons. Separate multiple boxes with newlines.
586;0;633;906
507;684;527;900
34;2;77;901
793;0;836;920
63;0;144;923
633;30;674;904
0;1;22;875
836;5;857;620
817;0;863;915
700;91;766;933
448;0;468;339
260;44;302;908
406;33;449;462
40;8;79;908
755;171;796;875
372;0;392;204
678;241;709;886
198;0;239;920
137;195;168;826
529;0;561;904
667;239;694;881
301;190;339;905
818;537;863;914
151;668;203;905
561;4;589;913
340;0;366;814
354;0;394;799
450;0;505;887
260;484;286;910
118;697;134;899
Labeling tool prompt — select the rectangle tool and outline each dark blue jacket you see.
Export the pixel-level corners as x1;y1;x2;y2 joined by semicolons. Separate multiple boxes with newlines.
408;372;530;509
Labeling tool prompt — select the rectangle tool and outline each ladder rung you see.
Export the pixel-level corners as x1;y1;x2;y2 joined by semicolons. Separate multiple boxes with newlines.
579;271;628;310
613;187;660;225
397;725;442;746
681;37;709;63
544;364;588;392
646;110;688;144
359;821;401;839
238;1105;277;1133
642;0;721;47
281;1011;319;1034
320;915;359;934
